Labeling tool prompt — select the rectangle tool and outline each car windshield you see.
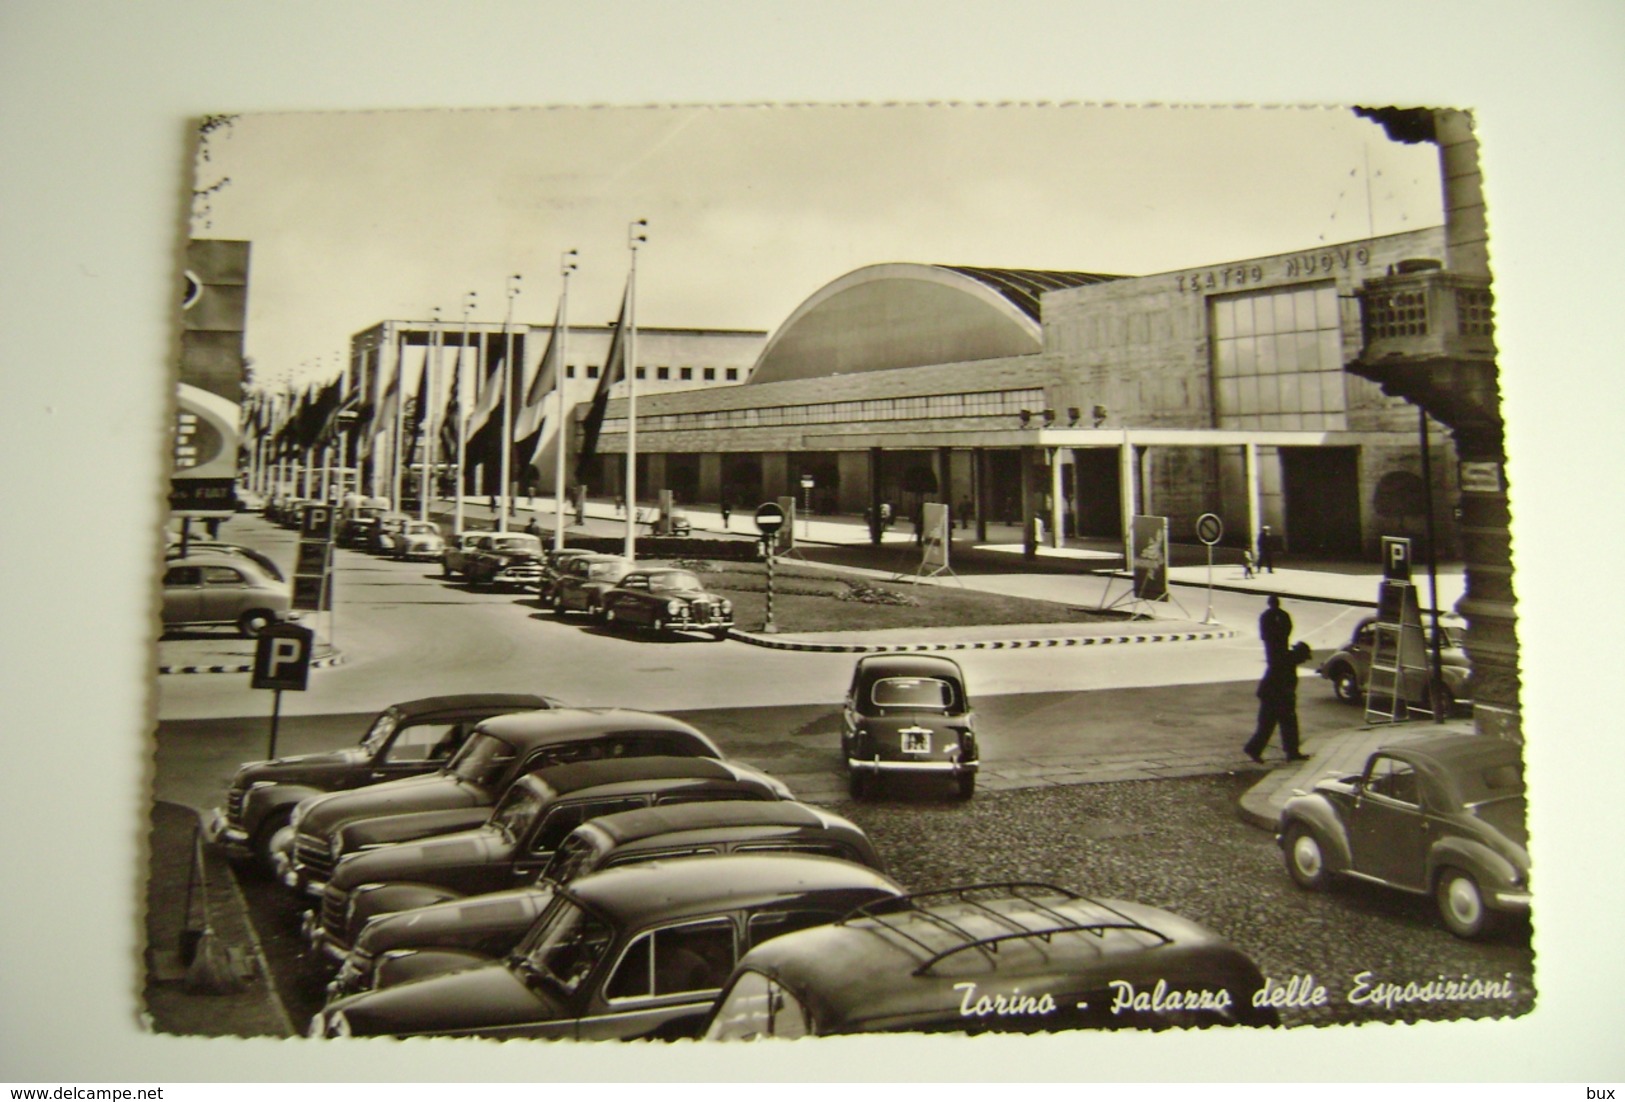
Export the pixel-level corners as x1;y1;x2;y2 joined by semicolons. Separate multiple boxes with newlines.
872;676;955;710
446;732;519;787
538;832;603;885
491;785;545;844
491;535;541;554
588;561;628;580
649;571;703;592
358;709;401;755
513;897;615;998
407;522;438;535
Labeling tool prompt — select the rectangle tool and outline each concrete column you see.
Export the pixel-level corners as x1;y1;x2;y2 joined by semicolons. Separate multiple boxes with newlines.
1119;433;1136;566
974;448;988;543
868;447;884;545
1020;446;1036;560
1245;443;1260;561
1049;448;1065;548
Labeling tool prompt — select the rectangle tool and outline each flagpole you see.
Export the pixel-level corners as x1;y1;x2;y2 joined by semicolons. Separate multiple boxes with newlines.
454;292;474;535
499;275;521;533
624;220;646;561
554;250;577;551
421;308;440;522
391;325;405;511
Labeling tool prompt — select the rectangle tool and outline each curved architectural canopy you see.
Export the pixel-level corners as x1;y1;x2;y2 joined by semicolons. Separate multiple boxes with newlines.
749;263;1119;385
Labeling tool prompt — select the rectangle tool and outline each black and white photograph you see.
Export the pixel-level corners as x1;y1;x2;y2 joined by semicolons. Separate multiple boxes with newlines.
5;0;1623;1086
155;101;1534;1039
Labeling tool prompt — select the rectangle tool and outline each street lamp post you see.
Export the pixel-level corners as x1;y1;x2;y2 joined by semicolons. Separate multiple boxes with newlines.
498;274;521;533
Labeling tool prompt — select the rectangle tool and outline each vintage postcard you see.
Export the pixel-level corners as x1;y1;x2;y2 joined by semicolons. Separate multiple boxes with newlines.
149;102;1531;1044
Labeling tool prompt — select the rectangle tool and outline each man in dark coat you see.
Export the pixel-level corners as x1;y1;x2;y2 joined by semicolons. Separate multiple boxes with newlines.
1259;594;1292;663
1245;638;1312;763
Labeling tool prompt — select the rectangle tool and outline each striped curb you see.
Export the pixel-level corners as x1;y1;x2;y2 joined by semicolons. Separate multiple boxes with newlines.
728;626;1237;653
158;651;346;676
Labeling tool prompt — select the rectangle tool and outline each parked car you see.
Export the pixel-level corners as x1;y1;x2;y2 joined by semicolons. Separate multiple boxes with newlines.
601;568;734;640
1318;614;1470;713
842;653;978;799
164;540;286;581
204;692;555;868
282;708;726;896
704;881;1279;1039
1277;733;1529;939
310;854;907;1039
547;554;633;617
235;488;266;513
370;512;414;554
329;799;884;996
441;531;490;578
392;520;446;561
160;554;297;638
338;496;391;548
658;509;691;537
308;758;798;961
464;532;546;589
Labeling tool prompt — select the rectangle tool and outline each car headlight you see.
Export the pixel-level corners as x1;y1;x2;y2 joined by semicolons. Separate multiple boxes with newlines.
667;599;684;615
719;599;732;613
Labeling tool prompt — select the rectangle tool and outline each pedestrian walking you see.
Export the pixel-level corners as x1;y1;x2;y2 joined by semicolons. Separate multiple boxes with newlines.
1257;524;1277;573
1243;639;1313;764
1241;549;1255;579
720;502;732;530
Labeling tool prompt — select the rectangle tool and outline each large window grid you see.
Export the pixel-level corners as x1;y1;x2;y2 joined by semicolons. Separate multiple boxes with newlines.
1211;283;1347;431
602;388;1046;435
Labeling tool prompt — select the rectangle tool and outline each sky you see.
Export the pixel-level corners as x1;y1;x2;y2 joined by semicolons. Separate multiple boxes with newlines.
193;103;1445;394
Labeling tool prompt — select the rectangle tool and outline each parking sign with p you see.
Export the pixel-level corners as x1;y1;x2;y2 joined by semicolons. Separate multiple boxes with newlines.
252;623;315;692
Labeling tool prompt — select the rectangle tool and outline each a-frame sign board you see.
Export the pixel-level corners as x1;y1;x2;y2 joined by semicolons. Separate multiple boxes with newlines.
1365;578;1432;724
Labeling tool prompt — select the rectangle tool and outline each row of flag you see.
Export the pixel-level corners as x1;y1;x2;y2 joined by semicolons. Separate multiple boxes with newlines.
241;273;633;485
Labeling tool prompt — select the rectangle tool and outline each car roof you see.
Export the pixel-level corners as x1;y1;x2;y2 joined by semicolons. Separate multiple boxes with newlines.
581;800;841;845
564;853;901;921
855;653;965;680
474;708;718;753
388;693;553;720
515;755;749;796
165;553;274;574
1372;733;1521;772
727;883;1241;1029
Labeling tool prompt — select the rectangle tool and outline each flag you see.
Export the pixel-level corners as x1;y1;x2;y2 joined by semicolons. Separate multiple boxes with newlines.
514;300;562;467
439;332;464;461
574;280;629;483
463;333;505;444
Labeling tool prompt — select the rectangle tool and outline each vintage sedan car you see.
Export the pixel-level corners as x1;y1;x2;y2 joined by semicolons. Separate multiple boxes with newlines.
464;532;546;589
282;708;726;896
601;568;733;640
370;512;414;554
164;540;286;581
1318;614;1471;713
310;854;906;1040
161;554;297;638
842;653;978;799
205;692;555;868
440;531;490;578
547;554;634;617
391;520;446;561
308;757;797;961
704;881;1278;1038
1276;733;1529;938
330;799;884;995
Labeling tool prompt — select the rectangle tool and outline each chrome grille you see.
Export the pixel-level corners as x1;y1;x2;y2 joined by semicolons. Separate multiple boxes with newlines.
321;886;349;945
295;832;335;883
226;786;247;828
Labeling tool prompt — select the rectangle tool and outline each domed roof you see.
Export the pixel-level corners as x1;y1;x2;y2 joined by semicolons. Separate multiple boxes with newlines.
748;263;1120;385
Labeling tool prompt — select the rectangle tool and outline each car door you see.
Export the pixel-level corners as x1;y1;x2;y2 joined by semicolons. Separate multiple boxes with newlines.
611;574;652;621
161;564;203;624
518;797;649;883
197;563;251;622
369;721;468;782
576;915;738;1041
1348;754;1429;890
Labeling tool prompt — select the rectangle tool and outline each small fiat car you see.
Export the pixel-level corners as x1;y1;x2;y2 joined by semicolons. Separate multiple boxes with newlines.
703;882;1278;1038
1318;614;1471;712
601;568;734;640
205;692;555;868
393;520;446;561
310;855;907;1040
842;654;977;799
1276;733;1529;938
161;554;297;638
328;799;884;996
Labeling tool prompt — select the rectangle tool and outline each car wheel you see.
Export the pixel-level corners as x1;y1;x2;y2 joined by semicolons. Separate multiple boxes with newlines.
603;607;618;629
550;592;564;614
1330;664;1362;705
238;610;275;638
710;628;729;642
848;771;873;799
1436;867;1492;939
955;773;976;800
1283;822;1332;890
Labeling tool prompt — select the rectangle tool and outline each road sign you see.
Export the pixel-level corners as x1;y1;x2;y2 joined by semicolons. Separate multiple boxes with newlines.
1196;512;1224;546
754;502;786;535
1382;536;1413;581
251;623;315;692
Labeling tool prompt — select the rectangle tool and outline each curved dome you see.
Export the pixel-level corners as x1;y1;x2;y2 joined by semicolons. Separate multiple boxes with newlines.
748;263;1119;385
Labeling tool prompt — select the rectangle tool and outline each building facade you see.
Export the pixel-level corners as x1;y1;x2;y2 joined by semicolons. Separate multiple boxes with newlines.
580;227;1459;561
